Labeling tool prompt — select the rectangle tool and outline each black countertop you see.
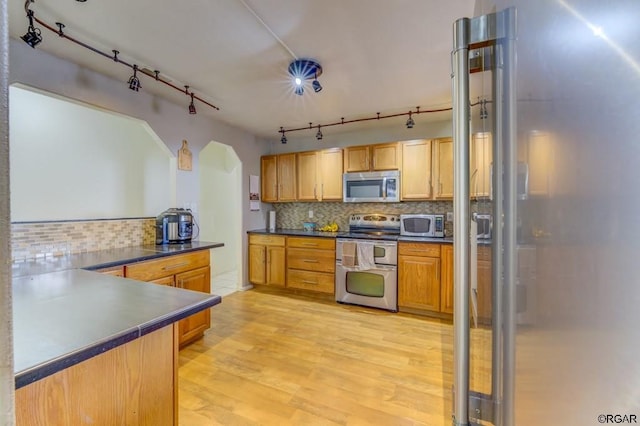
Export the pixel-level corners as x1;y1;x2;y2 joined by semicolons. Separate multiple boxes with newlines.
14;269;221;389
11;241;224;277
248;229;499;246
11;240;224;389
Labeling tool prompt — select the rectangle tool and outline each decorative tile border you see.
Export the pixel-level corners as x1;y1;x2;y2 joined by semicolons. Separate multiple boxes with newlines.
11;218;155;260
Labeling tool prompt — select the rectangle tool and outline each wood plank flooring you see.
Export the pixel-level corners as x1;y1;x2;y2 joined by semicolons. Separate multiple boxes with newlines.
178;288;493;425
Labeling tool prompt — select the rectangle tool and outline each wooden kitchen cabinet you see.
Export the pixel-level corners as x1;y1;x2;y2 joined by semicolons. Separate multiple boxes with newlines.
296;148;343;201
124;250;211;347
286;236;335;294
433;138;454;199
96;265;124;277
343;145;370;172
344;142;400;172
248;234;286;287
398;242;441;313
400;139;432;200
471;132;492;198
261;153;297;202
371;142;401;170
476;246;492;324
440;244;454;314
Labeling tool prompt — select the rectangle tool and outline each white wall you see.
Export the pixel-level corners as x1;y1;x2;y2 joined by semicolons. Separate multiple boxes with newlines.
9;39;270;286
9;85;174;221
199;142;241;278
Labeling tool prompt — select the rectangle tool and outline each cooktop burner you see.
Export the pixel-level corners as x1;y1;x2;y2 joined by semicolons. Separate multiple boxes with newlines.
347;213;401;239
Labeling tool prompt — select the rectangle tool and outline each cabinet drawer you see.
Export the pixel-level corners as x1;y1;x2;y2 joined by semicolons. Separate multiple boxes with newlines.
287;269;335;294
287;248;335;273
249;234;286;246
287;237;335;250
399;242;441;257
125;250;210;281
96;266;124;277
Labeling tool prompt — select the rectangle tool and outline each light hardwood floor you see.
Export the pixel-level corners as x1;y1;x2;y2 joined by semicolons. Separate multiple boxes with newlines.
178;288;492;425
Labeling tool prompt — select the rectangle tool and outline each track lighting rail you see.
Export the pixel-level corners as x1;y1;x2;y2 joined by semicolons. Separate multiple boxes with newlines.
23;0;220;112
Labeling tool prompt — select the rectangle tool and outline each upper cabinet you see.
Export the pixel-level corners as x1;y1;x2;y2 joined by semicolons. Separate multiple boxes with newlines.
344;142;400;172
433;138;454;199
401;139;432;200
296;148;344;201
400;138;452;201
471;132;492;198
261;153;296;203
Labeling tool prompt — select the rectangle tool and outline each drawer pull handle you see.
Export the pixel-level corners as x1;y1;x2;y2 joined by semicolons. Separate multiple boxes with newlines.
302;259;318;263
162;262;189;271
301;243;318;247
302;280;318;285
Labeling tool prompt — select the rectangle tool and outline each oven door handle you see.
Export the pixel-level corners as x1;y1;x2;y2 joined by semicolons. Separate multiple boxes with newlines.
336;261;397;271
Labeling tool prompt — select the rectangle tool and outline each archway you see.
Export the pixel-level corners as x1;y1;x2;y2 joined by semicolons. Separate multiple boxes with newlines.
199;141;242;296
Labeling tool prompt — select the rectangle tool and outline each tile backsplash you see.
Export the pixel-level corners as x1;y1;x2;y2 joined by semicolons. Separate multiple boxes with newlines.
11;218;155;260
271;200;491;234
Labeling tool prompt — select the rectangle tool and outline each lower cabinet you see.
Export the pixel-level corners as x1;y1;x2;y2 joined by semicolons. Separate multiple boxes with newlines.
124;250;211;347
286;237;335;294
248;234;286;286
398;242;442;313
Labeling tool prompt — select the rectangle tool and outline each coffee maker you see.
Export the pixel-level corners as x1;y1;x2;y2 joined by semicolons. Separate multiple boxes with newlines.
155;208;193;244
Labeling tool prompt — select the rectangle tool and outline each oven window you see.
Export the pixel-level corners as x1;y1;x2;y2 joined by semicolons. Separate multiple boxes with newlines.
346;180;383;198
345;271;385;297
373;246;385;258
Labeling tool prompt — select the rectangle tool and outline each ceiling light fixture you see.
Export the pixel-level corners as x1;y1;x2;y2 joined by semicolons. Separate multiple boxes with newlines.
277;101;490;141
406;111;415;129
189;93;197;115
128;65;141;91
288;59;323;96
21;7;42;48
280;127;287;144
21;1;220;113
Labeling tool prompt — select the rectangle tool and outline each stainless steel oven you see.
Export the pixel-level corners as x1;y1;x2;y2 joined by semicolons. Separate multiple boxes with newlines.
335;238;398;312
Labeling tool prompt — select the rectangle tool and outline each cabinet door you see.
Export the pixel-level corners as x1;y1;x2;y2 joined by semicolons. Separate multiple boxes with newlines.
266;246;286;286
401;139;432;200
278;153;297;201
433;138;454;199
296;151;319;201
371;143;400;170
477;248;492;324
176;266;211;346
261;155;278;202
249;244;266;285
319;148;343;200
398;255;441;312
471;133;492;198
344;146;370;172
151;275;175;286
440;245;454;314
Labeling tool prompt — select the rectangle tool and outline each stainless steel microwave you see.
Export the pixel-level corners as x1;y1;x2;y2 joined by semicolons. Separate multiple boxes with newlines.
343;170;400;203
400;214;445;237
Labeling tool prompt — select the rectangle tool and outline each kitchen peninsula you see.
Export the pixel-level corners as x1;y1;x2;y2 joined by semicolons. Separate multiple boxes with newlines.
12;241;223;425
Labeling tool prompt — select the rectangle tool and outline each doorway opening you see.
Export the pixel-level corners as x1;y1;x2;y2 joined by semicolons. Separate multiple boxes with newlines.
199;141;242;296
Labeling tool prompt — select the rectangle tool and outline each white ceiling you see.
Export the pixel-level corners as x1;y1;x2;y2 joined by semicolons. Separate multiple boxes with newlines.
8;0;476;139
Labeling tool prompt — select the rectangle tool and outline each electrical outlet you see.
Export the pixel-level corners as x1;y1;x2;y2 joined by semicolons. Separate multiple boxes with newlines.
308;210;314;219
447;211;454;222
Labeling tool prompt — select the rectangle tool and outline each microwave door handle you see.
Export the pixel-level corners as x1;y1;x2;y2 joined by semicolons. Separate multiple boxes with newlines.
382;177;387;199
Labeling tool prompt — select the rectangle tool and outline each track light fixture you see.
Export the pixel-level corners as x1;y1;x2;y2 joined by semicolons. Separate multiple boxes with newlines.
21;8;42;48
316;125;323;140
189;93;197;114
406;111;415;129
288;59;323;96
21;1;220;114
128;65;141;91
280;127;287;144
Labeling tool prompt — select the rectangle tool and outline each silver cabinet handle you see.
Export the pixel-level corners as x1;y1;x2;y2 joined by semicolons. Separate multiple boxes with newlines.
302;259;318;263
302;280;318;285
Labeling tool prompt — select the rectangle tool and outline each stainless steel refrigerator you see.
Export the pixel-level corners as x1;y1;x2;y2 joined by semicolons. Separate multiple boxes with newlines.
451;1;640;425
